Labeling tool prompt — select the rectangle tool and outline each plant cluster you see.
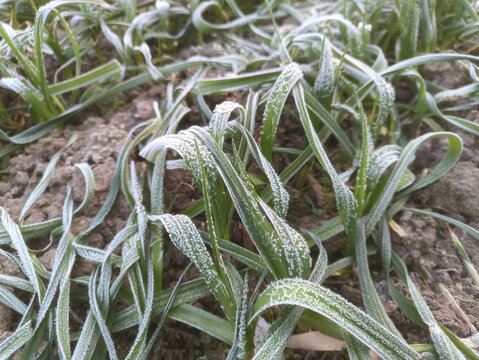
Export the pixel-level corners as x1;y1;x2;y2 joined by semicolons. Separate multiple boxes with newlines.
1;0;479;359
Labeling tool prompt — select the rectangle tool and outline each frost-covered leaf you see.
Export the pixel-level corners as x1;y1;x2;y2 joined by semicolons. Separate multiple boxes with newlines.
142;127;310;279
251;279;420;360
20;134;75;222
0;208;42;299
140;130;218;197
209;101;245;146
226;276;248;360
293;84;358;235
154;214;235;320
252;237;326;359
355;105;373;216
392;254;467;360
367;145;401;187
0;321;33;359
232;121;289;218
355;221;403;336
259;202;310;278
366;132;462;233
261;63;303;161
313;38;335;108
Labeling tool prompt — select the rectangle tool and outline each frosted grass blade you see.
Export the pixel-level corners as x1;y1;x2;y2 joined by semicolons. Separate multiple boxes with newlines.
232;121;289;217
313;38;335;109
253;237;327;359
0;321;33;360
293;84;357;235
366;132;462;233
261;63;302;161
19;135;76;222
153;214;235;321
251;279;419;359
168;304;234;344
0;208;42;299
356;221;403;337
